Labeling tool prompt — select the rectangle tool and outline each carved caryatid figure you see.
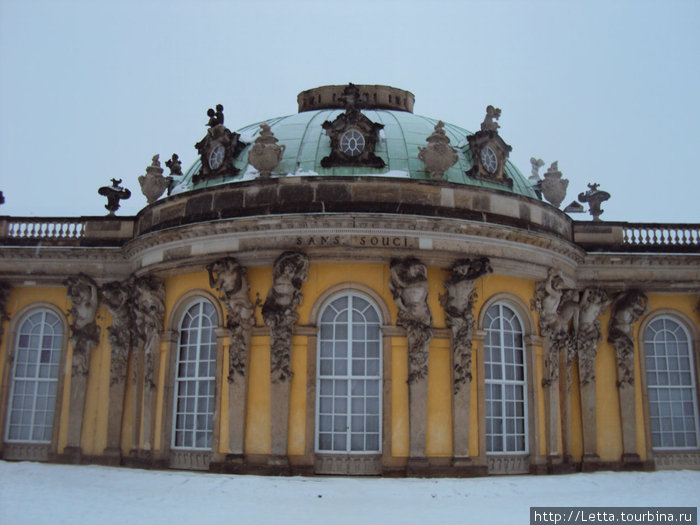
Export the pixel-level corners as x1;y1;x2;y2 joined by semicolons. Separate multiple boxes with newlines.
418;121;458;180
207;257;256;382
101;280;134;385
576;287;611;385
248;123;286;179
262;252;309;383
608;290;648;387
64;274;100;377
441;257;493;393
532;268;565;339
389;257;433;384
131;276;165;389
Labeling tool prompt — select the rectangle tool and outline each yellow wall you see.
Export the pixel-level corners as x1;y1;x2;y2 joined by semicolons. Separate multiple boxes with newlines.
1;271;697;469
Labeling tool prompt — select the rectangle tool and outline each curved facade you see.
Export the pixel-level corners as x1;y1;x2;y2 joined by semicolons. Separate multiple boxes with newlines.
0;84;698;476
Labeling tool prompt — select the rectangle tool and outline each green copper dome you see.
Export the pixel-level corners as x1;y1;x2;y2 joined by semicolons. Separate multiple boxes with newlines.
170;86;537;199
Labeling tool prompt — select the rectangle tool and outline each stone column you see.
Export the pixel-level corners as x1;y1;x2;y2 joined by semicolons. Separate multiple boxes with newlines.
63;274;100;461
440;257;492;467
542;338;562;462
140;333;161;453
575;287;611;468
530;269;566;464
131;276;165;461
388;257;433;472
227;328;250;459
262;252;309;468
473;331;488;466
608;290;648;464
205;257;256;463
101;279;134;461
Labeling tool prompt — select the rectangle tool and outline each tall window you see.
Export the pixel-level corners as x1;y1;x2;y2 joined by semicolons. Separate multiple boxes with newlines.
5;309;63;443
316;293;382;454
172;299;217;450
644;316;699;449
483;303;528;453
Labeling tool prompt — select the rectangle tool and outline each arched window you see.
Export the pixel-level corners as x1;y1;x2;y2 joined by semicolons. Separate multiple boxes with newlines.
483;303;528;454
172;299;218;450
316;293;382;454
5;309;63;443
643;316;699;449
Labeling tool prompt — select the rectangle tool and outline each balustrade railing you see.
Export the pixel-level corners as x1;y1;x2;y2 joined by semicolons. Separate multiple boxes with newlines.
4;218;85;240
622;224;699;248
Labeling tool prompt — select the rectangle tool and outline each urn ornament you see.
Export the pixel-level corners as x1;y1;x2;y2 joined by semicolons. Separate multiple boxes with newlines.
418;121;458;180
248;124;286;178
138;154;172;204
540;161;569;208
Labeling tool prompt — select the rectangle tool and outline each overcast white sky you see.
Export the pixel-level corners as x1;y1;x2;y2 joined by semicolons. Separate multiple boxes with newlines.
0;0;698;222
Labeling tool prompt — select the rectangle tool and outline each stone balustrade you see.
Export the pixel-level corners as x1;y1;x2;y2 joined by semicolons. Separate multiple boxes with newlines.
574;222;699;252
3;217;85;240
0;216;134;247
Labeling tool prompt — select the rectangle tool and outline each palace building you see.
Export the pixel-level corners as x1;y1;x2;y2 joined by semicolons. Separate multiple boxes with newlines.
0;84;698;476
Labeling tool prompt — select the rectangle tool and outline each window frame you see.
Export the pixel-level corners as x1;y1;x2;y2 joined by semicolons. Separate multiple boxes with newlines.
640;312;700;452
314;291;383;455
482;301;529;455
0;302;69;460
170;297;219;451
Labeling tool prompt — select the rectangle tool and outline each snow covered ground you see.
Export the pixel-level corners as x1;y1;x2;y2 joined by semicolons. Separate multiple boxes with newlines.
1;461;698;525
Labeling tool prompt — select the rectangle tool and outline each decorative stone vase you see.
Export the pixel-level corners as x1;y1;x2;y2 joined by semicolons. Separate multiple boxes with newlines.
540;162;569;209
248;124;286;178
138;155;171;204
418;121;458;180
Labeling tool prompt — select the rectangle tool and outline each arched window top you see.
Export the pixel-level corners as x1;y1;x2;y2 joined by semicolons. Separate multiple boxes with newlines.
478;293;535;335
5;308;65;443
167;290;223;333
172;297;218;450
642;313;699;450
316;291;382;455
310;283;390;326
483;301;528;455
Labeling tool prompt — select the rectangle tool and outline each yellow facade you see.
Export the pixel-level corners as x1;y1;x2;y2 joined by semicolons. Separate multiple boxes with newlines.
2;263;695;473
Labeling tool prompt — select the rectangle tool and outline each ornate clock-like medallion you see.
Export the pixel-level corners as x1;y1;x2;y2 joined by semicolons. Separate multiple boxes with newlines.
208;144;225;170
339;129;365;157
480;146;498;174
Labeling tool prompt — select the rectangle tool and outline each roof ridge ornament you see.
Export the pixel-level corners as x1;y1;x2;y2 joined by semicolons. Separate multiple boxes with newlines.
248;124;286;179
578;183;611;221
540;161;569;209
466;105;513;188
98;178;131;215
194;103;247;184
320;84;385;169
481;105;501;132
138;154;172;204
418;121;458;180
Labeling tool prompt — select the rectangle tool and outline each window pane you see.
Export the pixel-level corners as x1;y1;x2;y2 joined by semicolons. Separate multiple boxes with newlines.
172;300;218;450
644;316;699;451
484;304;527;454
316;293;382;454
6;310;63;444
